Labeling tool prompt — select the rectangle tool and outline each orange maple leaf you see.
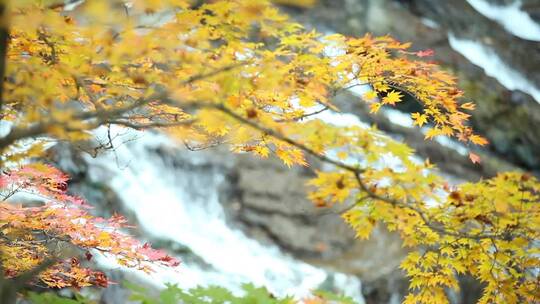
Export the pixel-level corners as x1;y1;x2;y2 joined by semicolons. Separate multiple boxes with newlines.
469;152;481;164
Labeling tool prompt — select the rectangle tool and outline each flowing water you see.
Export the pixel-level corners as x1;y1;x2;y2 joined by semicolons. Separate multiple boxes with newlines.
83;127;365;302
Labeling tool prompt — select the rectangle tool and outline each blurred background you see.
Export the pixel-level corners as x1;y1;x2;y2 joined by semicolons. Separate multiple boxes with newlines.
47;0;540;303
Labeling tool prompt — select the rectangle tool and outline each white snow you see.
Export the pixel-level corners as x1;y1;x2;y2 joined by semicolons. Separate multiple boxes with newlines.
467;0;540;41
448;33;540;103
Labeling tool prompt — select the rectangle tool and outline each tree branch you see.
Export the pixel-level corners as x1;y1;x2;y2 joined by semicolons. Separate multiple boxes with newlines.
104;118;196;130
207;102;507;241
205;103;363;173
0;64;243;152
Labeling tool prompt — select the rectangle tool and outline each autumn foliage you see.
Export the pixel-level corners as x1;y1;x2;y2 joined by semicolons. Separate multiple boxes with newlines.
0;163;179;288
0;0;538;303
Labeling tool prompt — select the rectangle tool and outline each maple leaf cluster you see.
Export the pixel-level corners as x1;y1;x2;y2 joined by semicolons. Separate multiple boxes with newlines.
0;164;179;289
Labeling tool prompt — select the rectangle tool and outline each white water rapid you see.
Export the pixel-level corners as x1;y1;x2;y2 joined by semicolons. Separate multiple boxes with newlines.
83;127;365;303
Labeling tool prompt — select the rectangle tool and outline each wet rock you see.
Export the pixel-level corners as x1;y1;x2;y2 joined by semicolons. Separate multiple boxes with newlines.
221;153;357;260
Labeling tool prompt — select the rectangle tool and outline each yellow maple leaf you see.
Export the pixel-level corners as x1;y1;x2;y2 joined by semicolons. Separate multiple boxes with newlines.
424;128;442;140
363;90;378;101
382;90;403;105
254;145;270;158
197;109;230;136
369;102;382;113
411;112;428;127
469;134;488;146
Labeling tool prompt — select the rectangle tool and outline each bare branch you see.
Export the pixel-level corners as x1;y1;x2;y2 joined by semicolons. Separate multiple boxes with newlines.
274;106;329;123
105;118;196;130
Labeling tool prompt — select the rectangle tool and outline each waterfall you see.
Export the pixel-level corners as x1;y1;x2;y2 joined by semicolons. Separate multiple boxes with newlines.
466;0;540;41
82;126;365;303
